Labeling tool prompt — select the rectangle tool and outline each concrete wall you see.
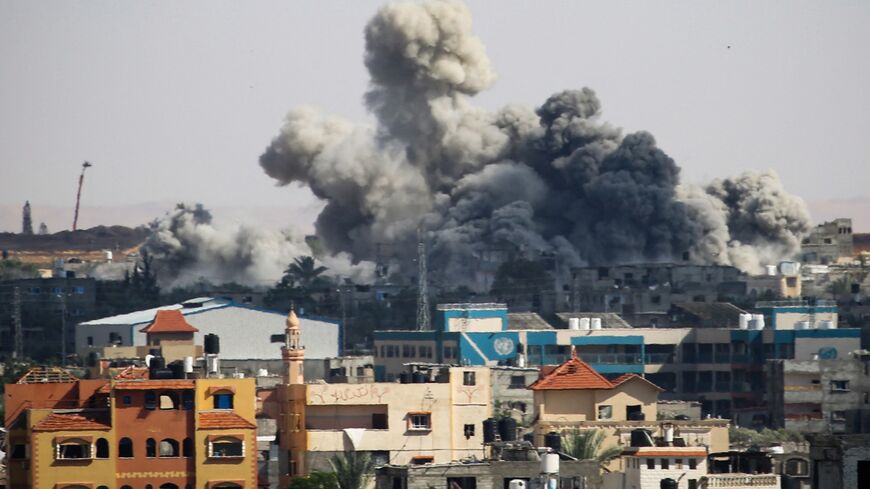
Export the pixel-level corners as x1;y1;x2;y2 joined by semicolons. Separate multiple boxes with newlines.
376;460;602;489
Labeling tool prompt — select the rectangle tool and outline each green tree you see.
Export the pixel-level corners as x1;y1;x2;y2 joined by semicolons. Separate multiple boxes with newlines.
287;471;338;489
562;429;622;465
0;258;39;280
329;451;374;489
282;256;329;289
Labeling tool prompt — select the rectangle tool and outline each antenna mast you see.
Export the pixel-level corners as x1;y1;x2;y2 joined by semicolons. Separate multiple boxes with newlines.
72;161;92;231
416;226;430;331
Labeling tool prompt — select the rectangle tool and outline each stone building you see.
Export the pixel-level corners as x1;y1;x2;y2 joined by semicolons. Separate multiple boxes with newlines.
809;433;870;489
801;218;854;264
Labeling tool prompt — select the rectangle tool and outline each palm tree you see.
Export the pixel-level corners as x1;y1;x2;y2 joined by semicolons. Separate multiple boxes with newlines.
329;451;373;489
282;256;329;289
562;429;622;465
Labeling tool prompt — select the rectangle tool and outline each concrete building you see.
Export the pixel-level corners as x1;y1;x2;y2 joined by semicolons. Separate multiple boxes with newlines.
374;302;861;420
767;351;870;434
4;367;258;489
76;297;340;376
808;434;870;489
801;218;854;264
490;365;539;423
266;311;493;486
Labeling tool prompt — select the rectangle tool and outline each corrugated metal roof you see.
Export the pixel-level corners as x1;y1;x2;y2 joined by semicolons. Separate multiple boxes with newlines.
79;297;231;326
507;312;553;330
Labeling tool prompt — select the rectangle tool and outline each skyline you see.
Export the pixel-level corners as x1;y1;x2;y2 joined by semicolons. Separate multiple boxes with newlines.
1;1;869;233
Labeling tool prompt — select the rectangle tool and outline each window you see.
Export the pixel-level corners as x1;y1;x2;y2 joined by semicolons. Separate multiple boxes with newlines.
786;277;797;287
785;458;808;476
146;438;157;458
661;458;669;469
509;375;526;389
121;486;133;489
689;458;697;469
183;438;194;457
210;437;244;458
119;437;134;458
647;458;655;469
464;424;475;438
675;458;683;469
159;485;179;489
96;438;109;458
463;371;476;386
832;411;847;422
411;456;434;465
371;450;390;466
182;391;194;410
10;443;27;459
214;393;234;409
87;336;94;346
831;380;850;392
122;395;132;406
597;405;613;420
56;440;91;460
688;481;697;489
160;439;179;457
160;392;179;410
145;391;157;410
402;345;415;358
372;413;388;429
408;412;431;431
447;477;476;489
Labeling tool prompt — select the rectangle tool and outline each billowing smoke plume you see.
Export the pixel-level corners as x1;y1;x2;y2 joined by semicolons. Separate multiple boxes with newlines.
260;0;811;285
141;204;374;288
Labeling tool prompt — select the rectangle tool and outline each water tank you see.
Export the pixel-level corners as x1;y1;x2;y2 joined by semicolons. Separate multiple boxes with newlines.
149;348;161;356
150;368;174;380
591;318;603;330
204;334;220;355
660;479;678;489
105;250;113;262
412;371;427;383
184;356;195;373
739;314;751;330
541;453;559;474
779;261;800;276
206;355;220;374
257;368;269;377
509;480;527;489
630;429;653;447
144;354;154;367
765;265;777;276
523;432;535;443
87;351;99;367
399;372;411;384
483;418;498;443
569;318;580;330
795;321;811;330
663;425;674;443
149;356;166;370
544;432;562;452
168;361;185;379
818;320;836;330
579;318;591;330
498;417;517;442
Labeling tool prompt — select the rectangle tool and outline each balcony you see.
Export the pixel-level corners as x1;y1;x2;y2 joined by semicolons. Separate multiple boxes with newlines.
701;474;780;489
580;353;643;365
644;353;675;364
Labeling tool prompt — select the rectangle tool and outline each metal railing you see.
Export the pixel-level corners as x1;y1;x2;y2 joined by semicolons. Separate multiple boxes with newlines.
701;474;779;488
581;353;643;365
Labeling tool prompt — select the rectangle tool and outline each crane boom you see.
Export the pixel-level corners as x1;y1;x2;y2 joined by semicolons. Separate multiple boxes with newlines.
72;161;92;231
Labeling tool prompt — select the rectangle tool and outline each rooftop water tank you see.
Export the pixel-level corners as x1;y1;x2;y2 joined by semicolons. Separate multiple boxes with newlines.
794;321;811;330
569;318;580;330
739;313;752;330
591;318;602;330
579;317;591;330
509;481;527;489
541;453;559;474
818;320;836;330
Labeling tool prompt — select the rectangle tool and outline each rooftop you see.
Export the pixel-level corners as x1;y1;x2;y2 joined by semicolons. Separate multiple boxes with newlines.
16;367;79;384
32;411;111;432
198;411;256;430
507;312;553;330
140;309;200;334
80;297;230;326
530;354;662;391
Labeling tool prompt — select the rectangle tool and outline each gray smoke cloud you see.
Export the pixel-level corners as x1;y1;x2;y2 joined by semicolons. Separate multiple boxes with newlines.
260;0;811;286
142;203;374;288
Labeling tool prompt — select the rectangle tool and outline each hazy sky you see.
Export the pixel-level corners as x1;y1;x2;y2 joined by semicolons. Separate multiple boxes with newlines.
1;0;869;231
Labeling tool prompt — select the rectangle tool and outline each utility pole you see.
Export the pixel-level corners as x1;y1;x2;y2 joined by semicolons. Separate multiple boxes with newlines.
416;226;430;331
338;285;347;354
12;286;23;359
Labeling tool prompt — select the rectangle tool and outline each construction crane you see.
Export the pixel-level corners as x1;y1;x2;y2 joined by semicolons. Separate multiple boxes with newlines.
72;161;92;231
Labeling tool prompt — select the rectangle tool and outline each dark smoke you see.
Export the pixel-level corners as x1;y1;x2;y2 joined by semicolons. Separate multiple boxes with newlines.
260;0;811;286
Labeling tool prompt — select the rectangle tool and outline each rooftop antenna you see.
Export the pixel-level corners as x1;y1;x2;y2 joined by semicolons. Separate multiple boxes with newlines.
72;161;92;231
416;225;430;331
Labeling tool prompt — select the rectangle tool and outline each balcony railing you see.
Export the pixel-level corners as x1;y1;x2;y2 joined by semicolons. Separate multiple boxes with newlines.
701;474;780;488
644;353;675;364
784;384;822;391
581;353;643;365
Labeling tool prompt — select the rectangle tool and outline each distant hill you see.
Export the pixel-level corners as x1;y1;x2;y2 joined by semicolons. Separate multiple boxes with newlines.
0;225;149;266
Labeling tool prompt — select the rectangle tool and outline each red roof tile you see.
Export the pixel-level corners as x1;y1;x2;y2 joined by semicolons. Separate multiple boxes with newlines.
113;380;195;390
32;412;111;432
611;373;665;391
198;411;256;430
529;355;614;390
140;309;199;334
115;366;150;380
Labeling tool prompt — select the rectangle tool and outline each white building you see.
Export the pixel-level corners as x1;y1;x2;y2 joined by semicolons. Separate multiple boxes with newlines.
76;297;340;361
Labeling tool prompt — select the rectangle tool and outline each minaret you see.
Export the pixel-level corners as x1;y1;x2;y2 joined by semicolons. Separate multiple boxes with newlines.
282;308;305;385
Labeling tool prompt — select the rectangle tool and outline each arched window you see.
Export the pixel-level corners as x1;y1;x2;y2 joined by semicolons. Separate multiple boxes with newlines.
159;484;179;489
146;486;153;489
209;436;244;458
146;438;156;458
97;486;110;489
183;437;194;457
95;438;109;458
119;437;134;458
159;438;179;457
785;458;809;476
213;484;242;489
159;391;179;410
121;486;133;489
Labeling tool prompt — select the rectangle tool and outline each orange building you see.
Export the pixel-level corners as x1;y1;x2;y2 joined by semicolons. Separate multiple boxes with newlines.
4;312;259;489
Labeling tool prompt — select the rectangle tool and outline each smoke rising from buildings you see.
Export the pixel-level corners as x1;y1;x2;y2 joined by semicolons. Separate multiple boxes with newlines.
258;0;810;284
141;204;374;288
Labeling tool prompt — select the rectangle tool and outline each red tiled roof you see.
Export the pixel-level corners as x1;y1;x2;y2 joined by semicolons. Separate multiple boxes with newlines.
140;309;199;334
32;412;111;432
529;355;614;390
198;411;256;430
113;380;195;390
115;366;149;380
611;373;665;391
